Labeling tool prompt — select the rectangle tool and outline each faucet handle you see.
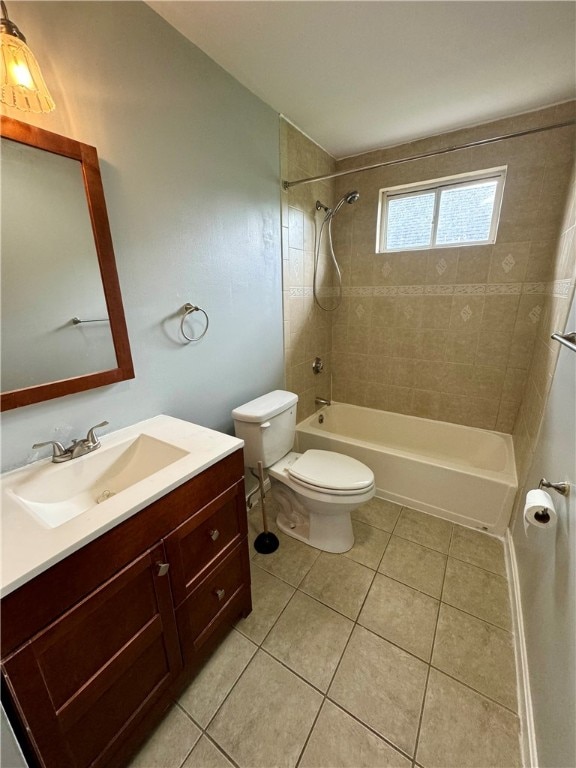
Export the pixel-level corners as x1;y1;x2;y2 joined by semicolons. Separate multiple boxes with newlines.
85;421;109;447
32;440;66;458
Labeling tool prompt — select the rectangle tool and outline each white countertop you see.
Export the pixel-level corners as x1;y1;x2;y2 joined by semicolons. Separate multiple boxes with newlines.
1;415;243;597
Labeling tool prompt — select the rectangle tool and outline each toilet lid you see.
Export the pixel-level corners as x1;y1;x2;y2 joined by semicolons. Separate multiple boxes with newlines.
288;450;374;492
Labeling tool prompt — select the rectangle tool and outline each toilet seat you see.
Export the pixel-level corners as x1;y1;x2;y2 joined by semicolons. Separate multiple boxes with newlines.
289;449;374;492
288;473;375;498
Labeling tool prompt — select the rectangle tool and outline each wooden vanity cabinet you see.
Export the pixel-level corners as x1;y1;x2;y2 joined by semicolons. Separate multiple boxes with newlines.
2;544;181;768
1;449;251;768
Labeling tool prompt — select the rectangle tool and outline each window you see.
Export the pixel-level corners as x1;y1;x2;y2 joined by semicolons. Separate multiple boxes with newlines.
377;168;506;253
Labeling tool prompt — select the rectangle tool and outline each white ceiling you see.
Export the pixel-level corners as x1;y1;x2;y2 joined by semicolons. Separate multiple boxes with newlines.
147;1;576;159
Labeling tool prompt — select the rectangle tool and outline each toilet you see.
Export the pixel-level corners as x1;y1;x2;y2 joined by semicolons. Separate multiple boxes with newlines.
232;390;375;553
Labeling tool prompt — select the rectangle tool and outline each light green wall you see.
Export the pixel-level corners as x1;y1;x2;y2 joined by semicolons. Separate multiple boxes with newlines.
1;1;283;471
510;168;576;768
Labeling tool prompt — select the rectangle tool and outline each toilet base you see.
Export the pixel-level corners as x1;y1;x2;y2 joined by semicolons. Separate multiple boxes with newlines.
272;483;355;554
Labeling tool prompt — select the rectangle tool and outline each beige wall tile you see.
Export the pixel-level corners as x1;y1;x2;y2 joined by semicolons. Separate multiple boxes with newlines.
393;252;429;284
444;330;478;364
502;367;527;402
488;243;529;283
411;389;442;419
439;394;499;429
496;400;521;433
450;296;485;332
526;240;556;281
481;294;520;332
282;113;575;435
508;328;537;370
426;249;459;284
457;246;491;283
395;296;424;328
415;329;448;361
515;294;545;333
475;331;512;369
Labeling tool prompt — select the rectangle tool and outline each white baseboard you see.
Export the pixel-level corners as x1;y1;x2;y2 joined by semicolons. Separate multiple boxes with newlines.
505;529;538;768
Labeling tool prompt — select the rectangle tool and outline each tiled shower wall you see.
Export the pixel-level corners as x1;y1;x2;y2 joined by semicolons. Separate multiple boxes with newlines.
280;119;337;420
512;158;576;483
328;102;575;431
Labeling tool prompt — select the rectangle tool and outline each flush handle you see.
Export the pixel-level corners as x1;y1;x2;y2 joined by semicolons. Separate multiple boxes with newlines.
209;529;220;541
156;562;170;577
215;588;226;602
260;422;271;430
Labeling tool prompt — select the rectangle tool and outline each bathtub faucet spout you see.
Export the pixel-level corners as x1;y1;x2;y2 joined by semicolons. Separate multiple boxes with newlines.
315;397;331;408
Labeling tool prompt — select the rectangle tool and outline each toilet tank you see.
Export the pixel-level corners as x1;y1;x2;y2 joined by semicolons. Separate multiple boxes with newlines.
232;390;298;469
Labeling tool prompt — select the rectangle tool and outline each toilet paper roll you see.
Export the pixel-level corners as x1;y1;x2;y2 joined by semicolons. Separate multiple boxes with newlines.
524;489;557;534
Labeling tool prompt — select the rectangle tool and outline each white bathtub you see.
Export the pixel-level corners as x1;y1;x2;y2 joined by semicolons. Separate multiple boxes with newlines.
295;402;518;536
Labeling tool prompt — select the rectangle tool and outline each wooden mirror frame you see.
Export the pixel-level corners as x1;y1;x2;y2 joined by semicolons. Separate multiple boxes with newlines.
1;116;134;411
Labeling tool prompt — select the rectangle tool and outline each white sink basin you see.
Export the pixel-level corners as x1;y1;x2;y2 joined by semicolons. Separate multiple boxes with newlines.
7;434;188;528
1;415;244;597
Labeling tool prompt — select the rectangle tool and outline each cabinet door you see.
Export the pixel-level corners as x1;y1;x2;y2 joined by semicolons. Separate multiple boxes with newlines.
165;480;247;607
1;544;181;768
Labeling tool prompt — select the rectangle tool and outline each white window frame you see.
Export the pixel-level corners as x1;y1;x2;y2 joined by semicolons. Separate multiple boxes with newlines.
376;167;507;253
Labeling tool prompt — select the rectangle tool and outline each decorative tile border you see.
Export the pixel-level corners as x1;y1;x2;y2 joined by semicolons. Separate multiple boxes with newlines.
485;284;523;294
342;280;572;298
522;283;546;294
550;279;572;298
288;280;572;300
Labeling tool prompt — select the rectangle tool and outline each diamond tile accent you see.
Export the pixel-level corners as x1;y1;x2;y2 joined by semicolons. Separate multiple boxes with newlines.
381;261;393;278
501;253;516;273
528;304;542;324
436;257;448;276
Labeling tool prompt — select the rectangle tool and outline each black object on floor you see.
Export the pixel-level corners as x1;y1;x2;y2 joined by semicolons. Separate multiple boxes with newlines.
253;460;280;555
254;530;279;554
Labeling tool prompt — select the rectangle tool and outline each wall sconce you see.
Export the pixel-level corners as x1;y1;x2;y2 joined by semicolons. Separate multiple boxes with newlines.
0;0;55;113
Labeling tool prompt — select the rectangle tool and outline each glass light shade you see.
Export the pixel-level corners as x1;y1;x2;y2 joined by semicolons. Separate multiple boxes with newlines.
1;32;55;113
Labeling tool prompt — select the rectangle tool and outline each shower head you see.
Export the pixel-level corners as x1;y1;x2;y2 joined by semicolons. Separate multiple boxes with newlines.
331;190;360;216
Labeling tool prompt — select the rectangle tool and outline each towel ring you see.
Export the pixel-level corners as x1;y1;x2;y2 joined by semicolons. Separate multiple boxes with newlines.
180;302;209;342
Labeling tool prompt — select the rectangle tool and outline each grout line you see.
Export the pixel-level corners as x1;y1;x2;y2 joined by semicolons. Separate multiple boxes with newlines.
256;587;300;648
158;702;200;768
200;648;261;735
438;597;513;634
322;697;415;764
411;521;455;763
294;697;324;768
446;550;507;578
201;732;242;768
426;664;520;716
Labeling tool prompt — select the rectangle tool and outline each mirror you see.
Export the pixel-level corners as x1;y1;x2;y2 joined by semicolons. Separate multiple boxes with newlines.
0;117;134;410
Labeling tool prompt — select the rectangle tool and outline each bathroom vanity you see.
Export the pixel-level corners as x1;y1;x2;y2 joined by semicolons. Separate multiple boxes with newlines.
0;416;251;768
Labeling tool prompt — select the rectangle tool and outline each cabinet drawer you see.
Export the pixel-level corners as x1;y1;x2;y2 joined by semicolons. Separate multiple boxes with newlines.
165;480;246;606
176;543;250;662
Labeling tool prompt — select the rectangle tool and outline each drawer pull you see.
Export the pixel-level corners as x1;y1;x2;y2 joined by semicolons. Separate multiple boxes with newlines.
209;529;220;541
156;562;170;577
215;588;226;602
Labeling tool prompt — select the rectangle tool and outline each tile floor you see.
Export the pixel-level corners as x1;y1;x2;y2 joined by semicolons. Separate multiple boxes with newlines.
130;497;522;768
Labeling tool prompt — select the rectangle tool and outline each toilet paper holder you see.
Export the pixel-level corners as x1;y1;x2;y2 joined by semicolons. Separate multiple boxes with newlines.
539;478;570;496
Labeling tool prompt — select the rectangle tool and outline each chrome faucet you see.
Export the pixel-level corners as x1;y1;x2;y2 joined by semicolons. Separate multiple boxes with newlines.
315;397;331;408
33;421;109;463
